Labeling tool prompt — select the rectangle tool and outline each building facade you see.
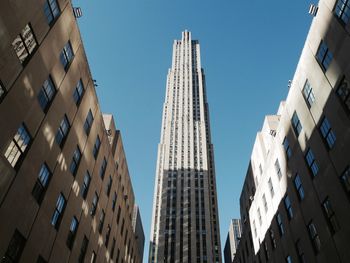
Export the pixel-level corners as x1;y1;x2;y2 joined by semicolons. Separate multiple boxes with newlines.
234;0;350;262
224;219;242;263
149;31;222;263
0;1;143;262
132;205;145;263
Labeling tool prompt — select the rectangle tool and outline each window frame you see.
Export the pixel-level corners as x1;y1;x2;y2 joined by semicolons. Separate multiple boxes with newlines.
305;148;319;177
3;229;26;262
291;111;302;137
66;216;79;250
44;0;61;25
83;109;94;136
81;171;91;199
37;75;56;112
12;23;38;65
32;163;52;204
51;193;66;229
307;221;321;253
319;116;336;149
93;135;101;159
60;41;74;71
322;197;339;234
55;114;70;148
302;79;315;108
334;0;350;24
294;174;305;201
0;79;7;102
69;145;82;176
282;137;292;160
73;79;85;105
284;195;293;220
316;40;333;72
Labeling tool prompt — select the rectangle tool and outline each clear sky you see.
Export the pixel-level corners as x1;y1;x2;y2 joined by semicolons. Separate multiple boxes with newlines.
75;0;312;261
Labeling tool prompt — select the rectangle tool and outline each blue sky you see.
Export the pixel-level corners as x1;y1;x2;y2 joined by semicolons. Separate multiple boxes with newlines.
75;0;312;261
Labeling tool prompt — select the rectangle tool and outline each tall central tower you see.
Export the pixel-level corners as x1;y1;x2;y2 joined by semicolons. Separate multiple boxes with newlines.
150;31;222;263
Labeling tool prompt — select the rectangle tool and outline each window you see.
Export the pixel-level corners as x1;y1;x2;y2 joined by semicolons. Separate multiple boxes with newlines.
257;208;262;225
83;109;94;135
291;111;302;137
67;216;79;249
320;117;336;149
274;159;282;180
284;195;293;219
286;255;292;263
111;238;116;258
253;220;257;237
32;163;52;204
340;166;350;197
98;210;105;233
267;178;275;200
0;79;6;102
294;174;305;200
121;218;125;235
283;137;292;159
99;157;107;179
73;79;84;105
51;193;66;229
44;0;60;25
91;251;97;263
78;236;89;263
112;192;117;211
105;225;111;246
3;229;26;262
316;41;333;71
269;229;276;249
55;115;70;147
4;123;31;168
276;213;284;236
322;198;339;233
302;80;315;108
335;0;350;24
37;255;47;263
81;171;91;199
60;41;74;71
69;145;81;176
308;221;321;253
305;148;319;177
106;176;112;196
12;23;37;64
90;192;99;216
37;76;56;112
337;76;350;113
93;135;101;159
262;194;268;212
295;240;306;263
116;206;121;224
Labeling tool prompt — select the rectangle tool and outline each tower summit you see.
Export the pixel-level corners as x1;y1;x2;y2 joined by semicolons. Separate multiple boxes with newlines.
149;31;222;263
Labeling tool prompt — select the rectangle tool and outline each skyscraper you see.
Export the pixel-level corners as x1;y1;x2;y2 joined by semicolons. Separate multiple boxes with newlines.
150;31;222;263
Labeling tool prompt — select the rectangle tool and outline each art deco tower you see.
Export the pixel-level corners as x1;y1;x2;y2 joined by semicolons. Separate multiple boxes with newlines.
150;31;221;263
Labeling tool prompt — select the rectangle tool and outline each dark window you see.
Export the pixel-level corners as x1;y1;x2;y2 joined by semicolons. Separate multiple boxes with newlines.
0;79;6;102
90;192;99;216
106;176;112;196
121;218;125;235
92;135;101;159
4;123;31;168
268;177;275;198
262;194;268;212
112;192;117;211
51;193;66;229
291;111;302;137
284;195;293;219
276;213;284;236
286;255;292;263
274;159;282;180
73;79;84;105
60;41;74;71
78;236;89;263
116;206;121;224
12;23;37;64
81;171;91;199
302;80;315;108
335;0;350;24
294;174;305;200
337;77;350;112
83;109;94;136
316;41;333;71
305;148;319;176
99;157;107;179
340;166;350;197
37;76;56;112
111;238;116;258
3;229;26;263
295;240;306;263
98;210;105;233
308;221;321;253
283;137;292;159
320;117;336;149
105;225;111;246
32;163;52;204
37;255;47;263
55;115;70;147
269;229;276;249
69;145;81;176
322;197;339;234
66;216;79;249
44;0;60;25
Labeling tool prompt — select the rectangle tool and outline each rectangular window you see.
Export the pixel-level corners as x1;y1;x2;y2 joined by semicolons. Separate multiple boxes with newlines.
269;229;276;249
3;229;26;262
253;220;257;237
112;192;117;211
286;255;292;263
106;176;112;196
284;195;293;219
32;163;52;204
73;79;84;105
55;115;70;147
37;255;47;263
335;0;350;24
320;117;336;149
294;174;305;200
268;178;275;198
105;225;111;246
4;123;31;168
44;0;60;25
66;216;79;249
305;148;319;176
12;23;37;64
111;238;116;258
316;41;333;71
308;221;321;253
98;209;105;233
257;208;262;225
99;157;107;179
90;192;99;216
322;197;339;234
0;79;6;102
262;194;268;212
340;166;350;197
81;171;91;199
60;41;74;71
78;236;89;263
37;76;56;112
302;80;315;108
83;109;94;136
117;206;121;224
274;159;282;180
291;111;302;137
69;145;81;176
93;135;101;159
283;137;292;159
336;76;350;112
295;240;306;263
121;218;125;235
276;213;284;236
51;193;66;229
